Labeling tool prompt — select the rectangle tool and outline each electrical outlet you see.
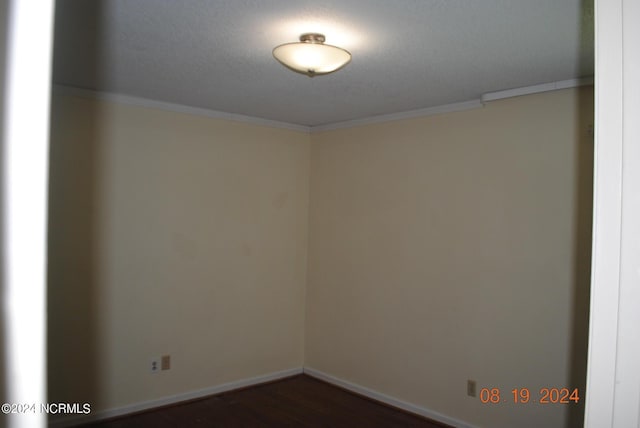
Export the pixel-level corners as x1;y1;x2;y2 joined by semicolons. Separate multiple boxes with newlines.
467;380;477;397
151;357;160;374
161;355;171;371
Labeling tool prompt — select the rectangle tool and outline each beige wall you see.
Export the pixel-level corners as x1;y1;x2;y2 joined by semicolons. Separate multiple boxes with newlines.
305;87;593;428
48;94;310;411
49;87;593;427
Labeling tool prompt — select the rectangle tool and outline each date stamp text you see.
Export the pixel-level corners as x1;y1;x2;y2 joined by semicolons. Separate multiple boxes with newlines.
479;388;580;404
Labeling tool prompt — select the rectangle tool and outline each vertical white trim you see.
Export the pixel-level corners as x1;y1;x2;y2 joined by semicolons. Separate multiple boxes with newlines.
612;0;640;424
586;0;640;426
584;1;623;425
2;1;55;428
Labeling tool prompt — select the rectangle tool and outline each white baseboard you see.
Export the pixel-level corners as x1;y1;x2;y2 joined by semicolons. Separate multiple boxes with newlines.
303;367;478;428
49;367;303;427
49;366;478;428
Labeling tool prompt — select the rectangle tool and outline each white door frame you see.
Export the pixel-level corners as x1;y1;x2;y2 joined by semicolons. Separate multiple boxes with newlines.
584;0;640;426
2;1;55;427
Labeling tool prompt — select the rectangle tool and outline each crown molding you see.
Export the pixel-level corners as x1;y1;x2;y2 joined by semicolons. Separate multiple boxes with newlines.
481;77;594;103
51;85;311;133
310;99;484;132
53;77;594;134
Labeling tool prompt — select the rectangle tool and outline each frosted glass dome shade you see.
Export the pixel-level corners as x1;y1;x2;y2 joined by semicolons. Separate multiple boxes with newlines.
272;33;351;77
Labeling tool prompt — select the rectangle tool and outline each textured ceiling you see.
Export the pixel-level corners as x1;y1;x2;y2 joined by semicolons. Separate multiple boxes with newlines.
52;0;594;127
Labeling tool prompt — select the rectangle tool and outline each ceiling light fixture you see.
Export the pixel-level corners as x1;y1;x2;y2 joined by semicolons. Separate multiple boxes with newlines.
272;33;351;77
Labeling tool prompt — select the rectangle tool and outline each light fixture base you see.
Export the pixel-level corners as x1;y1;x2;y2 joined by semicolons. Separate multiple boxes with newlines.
300;33;325;44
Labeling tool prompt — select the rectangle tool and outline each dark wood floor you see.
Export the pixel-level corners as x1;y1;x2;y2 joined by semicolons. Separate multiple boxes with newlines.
82;374;451;427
